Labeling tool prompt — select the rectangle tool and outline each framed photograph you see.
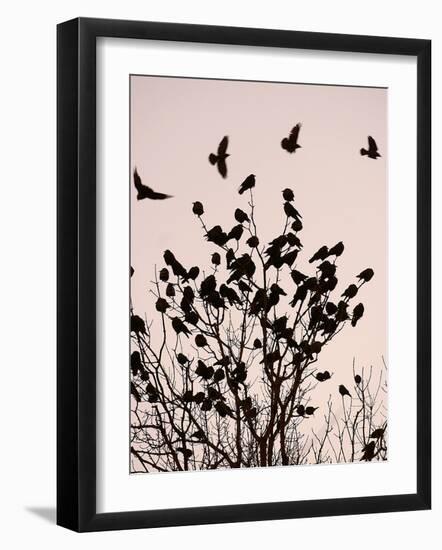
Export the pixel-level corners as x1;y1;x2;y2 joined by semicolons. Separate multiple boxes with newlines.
57;17;431;532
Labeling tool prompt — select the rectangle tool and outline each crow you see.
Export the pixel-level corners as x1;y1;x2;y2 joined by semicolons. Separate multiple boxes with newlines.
130;351;143;376
286;232;302;248
183;286;195;303
234;208;250;224
213;368;225;383
361;441;376;461
209;136;230;178
336;301;349;322
253;338;262;349
351;303;365;327
131;314;146;335
246;235;260;248
357;268;374;282
176;353;189;365
370;428;385;439
290;285;308;307
200;275;217;297
219;284;241;306
192;201;204;216
228;224;244;241
237;280;253;294
290;269;307;285
195;334;208;347
266;283;287;312
159;268;169;282
130;382;141;402
166;283;175;297
195;360;213;380
305;406;318;415
238;174;256;195
354;374;362;384
281;123;302;153
328;241;344;257
133;168;172;200
281;249;298;267
282;188;295;202
360;136;381;159
227;254;256;283
284;201;302;220
185;310;199;326
211;252;221;266
186;266;200;280
190;429;206;440
206;290;225;310
155;297;169;313
339;384;351;398
215;401;234;418
205;225;229;247
341;284;358;300
309;245;329;263
171;317;191;337
291;218;303;232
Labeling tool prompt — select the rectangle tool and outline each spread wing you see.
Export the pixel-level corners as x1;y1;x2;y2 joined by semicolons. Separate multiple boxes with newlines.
290;123;301;144
133;168;143;192
218;157;227;178
217;136;229;156
368;136;378;152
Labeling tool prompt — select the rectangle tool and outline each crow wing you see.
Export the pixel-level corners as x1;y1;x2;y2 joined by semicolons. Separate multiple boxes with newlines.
368;136;378;153
217;135;229;156
290;123;301;144
218;157;227;178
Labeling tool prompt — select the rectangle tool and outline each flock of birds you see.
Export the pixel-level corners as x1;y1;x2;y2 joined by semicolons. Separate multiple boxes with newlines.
132;124;382;201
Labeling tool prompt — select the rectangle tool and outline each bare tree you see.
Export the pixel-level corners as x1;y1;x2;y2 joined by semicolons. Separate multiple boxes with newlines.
130;188;382;473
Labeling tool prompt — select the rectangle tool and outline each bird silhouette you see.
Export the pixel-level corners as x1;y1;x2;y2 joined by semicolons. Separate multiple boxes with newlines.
284;201;302;220
305;406;318;415
215;401;234;418
351;303;365;327
213;368;225;383
159;268;169;282
339;384;351;398
281;123;302;153
360;136;381;159
341;284;358;300
309;245;329;263
130;382;141;402
235;208;250;224
361;441;376;461
357;268;374;282
133;168;172;200
130;351;143;376
291;218;303;232
246;235;260;248
192;201;204;216
354;374;362;384
195;360;213;380
238;174;256;195
176;353;189;366
228;224;244;241
291;269;307;285
131;314;146;335
209;136;229;178
370;428;385;439
195;334;208;347
166;283;175;297
155;297;169;313
186;266;200;281
328;241;344;257
237;280;252;293
171;317;191;337
253;338;262;349
219;284;241;306
190;429;206;440
227;254;256;283
200;274;217;297
205;225;229;247
282;188;295;202
211;252;221;266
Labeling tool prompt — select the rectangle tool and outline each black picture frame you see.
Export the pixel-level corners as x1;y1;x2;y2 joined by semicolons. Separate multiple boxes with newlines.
57;17;431;532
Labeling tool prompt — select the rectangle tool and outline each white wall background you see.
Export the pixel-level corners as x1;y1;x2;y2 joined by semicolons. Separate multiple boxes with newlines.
0;1;439;548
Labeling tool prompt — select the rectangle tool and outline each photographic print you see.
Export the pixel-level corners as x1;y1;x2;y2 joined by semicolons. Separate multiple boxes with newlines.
129;75;388;474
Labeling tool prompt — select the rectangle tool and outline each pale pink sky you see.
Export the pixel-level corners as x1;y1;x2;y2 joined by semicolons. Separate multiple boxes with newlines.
130;75;387;406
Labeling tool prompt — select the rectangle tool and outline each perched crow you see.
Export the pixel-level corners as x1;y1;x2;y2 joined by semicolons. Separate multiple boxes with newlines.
296;404;305;416
215;401;234;418
131;314;146;335
211;252;221;266
309;245;329;263
290;285;308;307
282;188;295;202
201;398;212;411
246;235;260;248
195;334;208;347
187;266;200;280
159;268;169;282
200;275;217;297
253;338;262;349
266;283;287;312
213;368;225;382
205;225;229;247
133;168;172;200
195;360;213;380
238;174;256;195
341;284;358;300
354;374;362;384
171;317;191;337
219;284;241;306
190;429;206;440
284;201;302;220
185;310;199;325
339;384;351;398
291;218;303;232
183;286;195;303
360;136;381;159
214;356;230;367
228;224;244;241
226;248;235;268
281;123;302;153
206;290;225;310
177;447;193;459
209;136;230;178
281;249;298;267
305;406;318;415
192;201;204;216
361;441;376;461
182;390;193;402
351;303;365;327
249;288;267;316
325;301;338;315
227;254;256;283
357;268;374;282
176;353;189;366
234;208;250;224
155;297;169;313
328;241;344;257
336;301;349;322
163;250;188;280
286;232;302;248
130;382;141;402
